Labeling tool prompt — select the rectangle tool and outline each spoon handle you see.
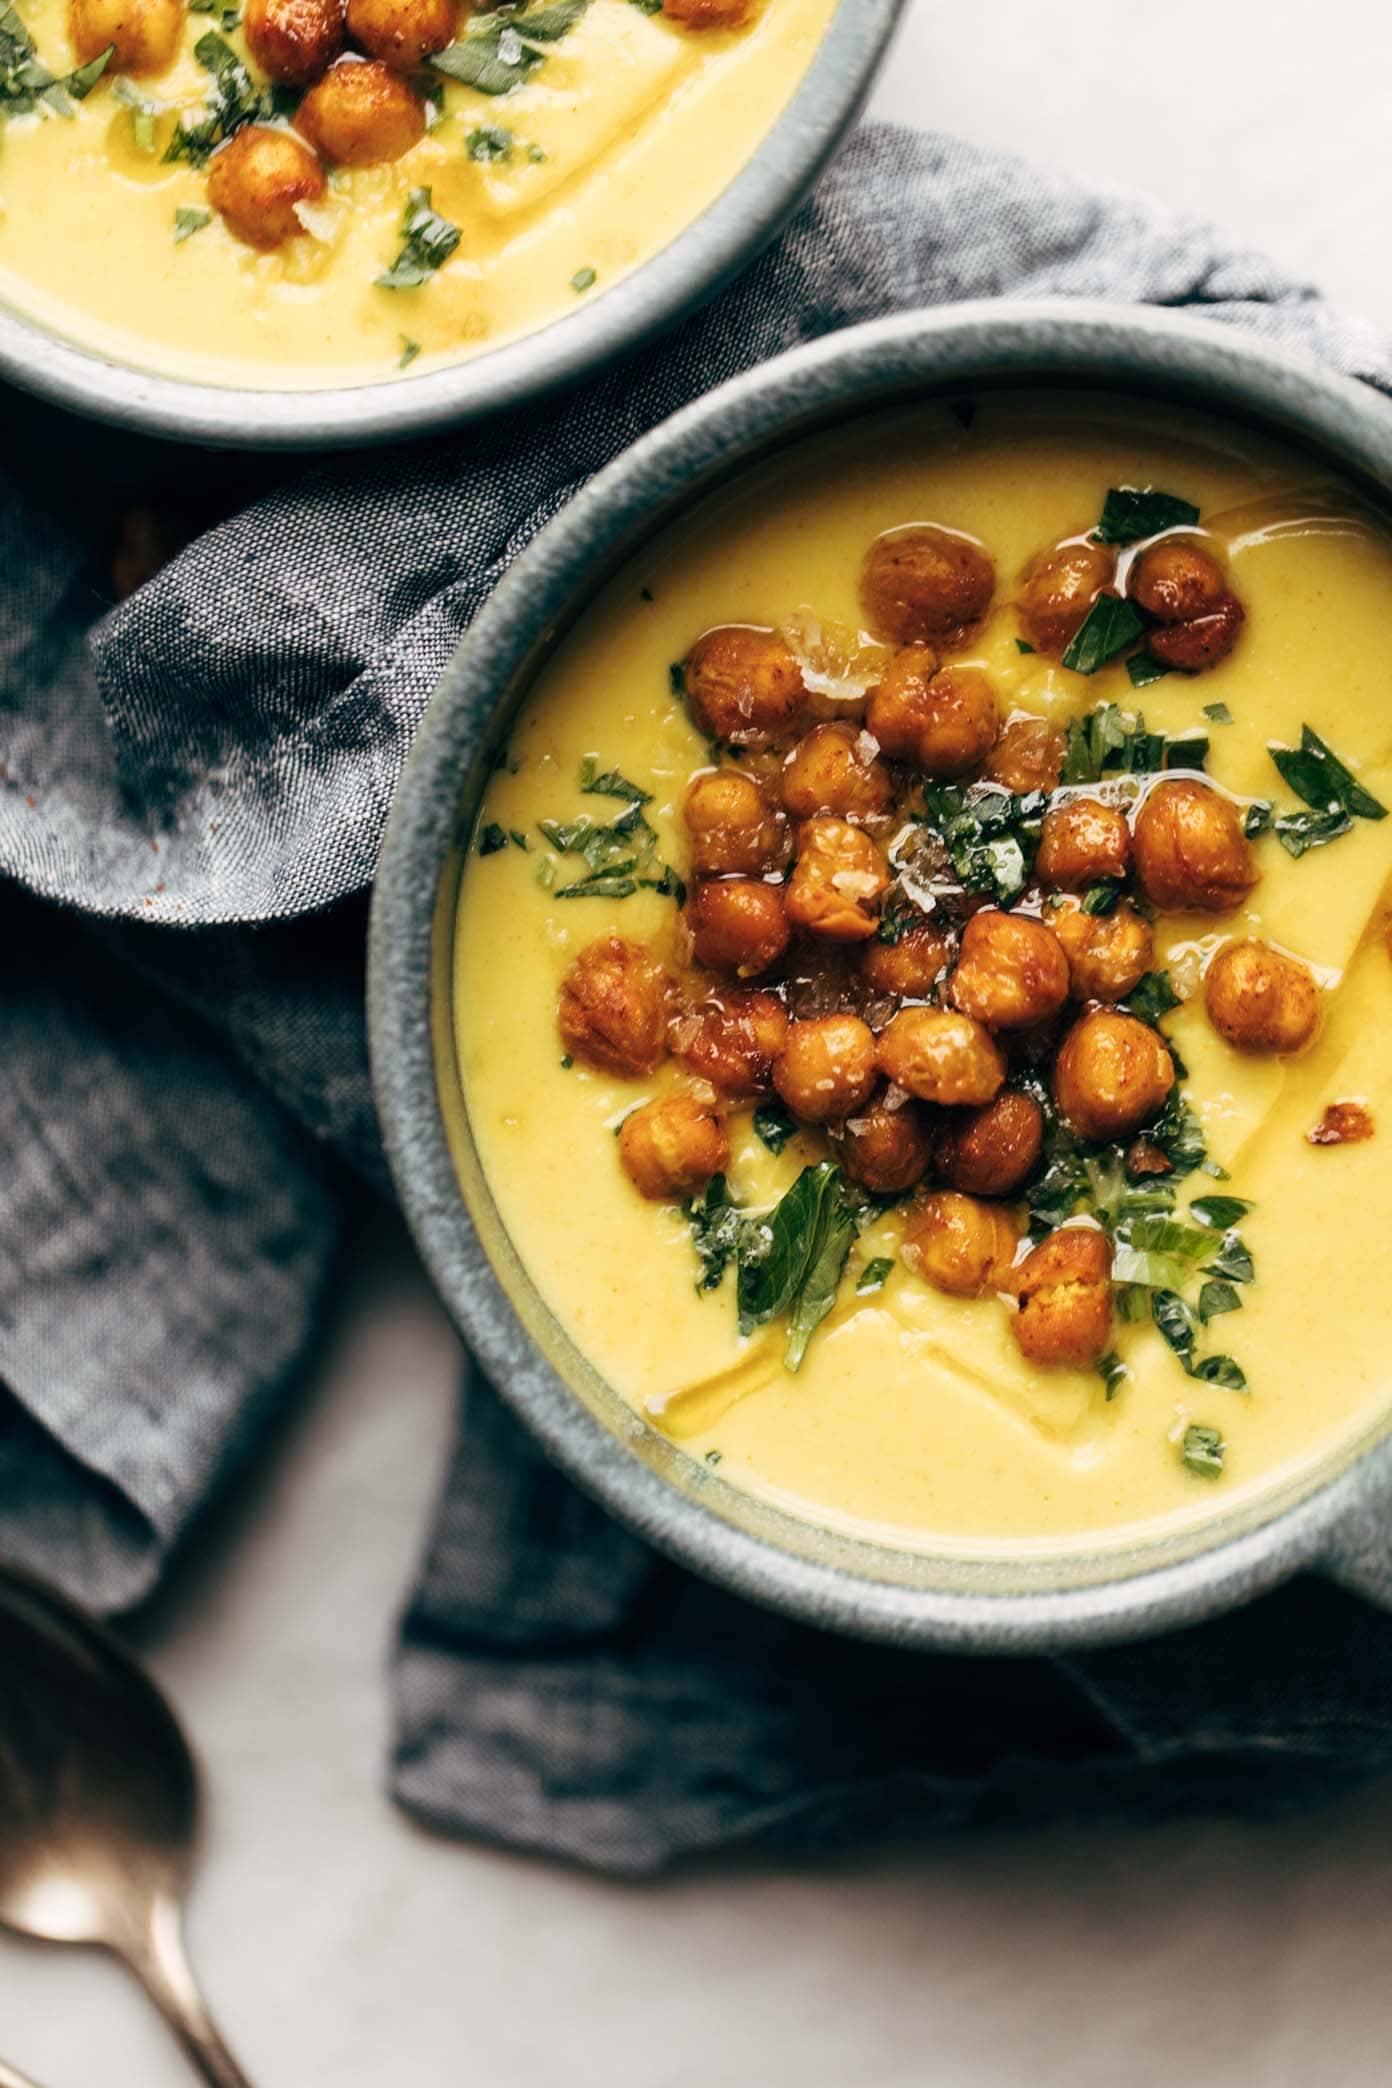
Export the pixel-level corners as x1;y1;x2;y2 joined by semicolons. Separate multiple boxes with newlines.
124;1899;253;2088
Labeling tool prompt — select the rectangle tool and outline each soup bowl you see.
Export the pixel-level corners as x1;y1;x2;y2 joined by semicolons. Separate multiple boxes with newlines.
0;0;902;450
369;298;1392;1650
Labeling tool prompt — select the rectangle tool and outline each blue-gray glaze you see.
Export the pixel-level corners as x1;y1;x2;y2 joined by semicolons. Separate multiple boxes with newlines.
369;301;1392;1650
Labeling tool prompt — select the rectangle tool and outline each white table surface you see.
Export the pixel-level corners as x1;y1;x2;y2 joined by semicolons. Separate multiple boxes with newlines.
7;4;1392;2081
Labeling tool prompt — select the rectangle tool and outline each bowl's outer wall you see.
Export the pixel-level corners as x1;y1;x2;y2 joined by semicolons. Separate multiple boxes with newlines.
370;300;1392;1651
0;0;905;450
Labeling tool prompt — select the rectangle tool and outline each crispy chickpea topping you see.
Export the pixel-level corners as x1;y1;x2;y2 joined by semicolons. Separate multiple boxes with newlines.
902;1192;1019;1298
1054;1009;1174;1143
671;989;788;1097
830;1087;934;1195
557;936;670;1078
245;0;346;84
867;653;999;777
687;878;789;977
295;57;425;166
346;0;456;69
780;723;894;823
983;715;1066;794
683;769;786;877
877;1006;1006;1107
772;1014;878;1123
861;525;996;647
1205;939;1320;1055
683;626;808;749
662;0;752;23
1129;541;1245;671
950;909;1070;1032
935;1090;1044;1198
858;919;955;1002
1049;895;1153;1004
70;0;182;72
1036;797;1131;891
1018;538;1117;656
619;1095;728;1201
1308;1101;1374;1147
785;817;891;942
1010;1227;1113;1367
1132;778;1258;913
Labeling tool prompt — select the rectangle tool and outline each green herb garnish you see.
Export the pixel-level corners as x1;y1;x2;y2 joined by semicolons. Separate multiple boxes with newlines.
1080;879;1124;916
1093;487;1201;545
737;1162;857;1371
1058;704;1202;783
571;264;597;293
466;122;514;160
0;4;111;116
173;205;212;243
918;782;1047;905
431;0;588;94
1268;724;1387;824
1190;1194;1251;1231
1274;806;1352;858
1060;595;1146;676
376;188;461;288
1015;638;1035;655
1125;649;1171;690
1097;1352;1130;1401
1181;1422;1226;1477
684;1175;742;1291
1243;799;1273;838
752;1102;795;1154
399;336;422;368
1203;701;1233;724
1123;971;1181;1026
856;1257;894;1295
580;757;650;804
477;823;508;855
163;31;267;166
1198;1279;1241;1322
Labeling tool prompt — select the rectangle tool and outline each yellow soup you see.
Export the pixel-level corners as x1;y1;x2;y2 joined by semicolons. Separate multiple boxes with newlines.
0;0;833;385
451;390;1392;1557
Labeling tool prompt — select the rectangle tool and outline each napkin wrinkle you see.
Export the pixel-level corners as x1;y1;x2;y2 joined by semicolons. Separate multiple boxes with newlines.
7;120;1392;1872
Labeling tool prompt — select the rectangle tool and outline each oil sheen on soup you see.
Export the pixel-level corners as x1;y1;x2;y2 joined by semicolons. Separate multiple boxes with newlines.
0;0;833;385
452;392;1392;1553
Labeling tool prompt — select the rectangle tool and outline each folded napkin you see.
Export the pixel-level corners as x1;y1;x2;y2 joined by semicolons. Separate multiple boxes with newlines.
6;122;1392;1874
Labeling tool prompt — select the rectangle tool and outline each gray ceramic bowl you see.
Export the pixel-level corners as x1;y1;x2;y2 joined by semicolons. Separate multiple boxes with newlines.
369;298;1392;1651
0;0;901;450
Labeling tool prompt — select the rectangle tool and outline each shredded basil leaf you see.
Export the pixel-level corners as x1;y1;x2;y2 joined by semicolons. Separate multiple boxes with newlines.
856;1257;894;1295
1093;487;1200;545
752;1102;795;1155
571;264;597;293
1015;637;1036;655
1198;1278;1241;1322
579;757;650;804
466;122;514;160
431;0;588;94
173;205;212;243
1060;595;1146;676
1126;649;1171;690
1123;971;1181;1026
736;1161;857;1372
918;782;1047;905
398;336;422;368
1080;879;1123;916
1203;701;1233;724
1181;1422;1225;1477
1190;1194;1251;1231
477;823;508;855
376;187;461;289
1097;1352;1129;1401
1269;724;1387;823
1274;805;1352;858
1243;799;1273;838
684;1176;742;1292
163;31;268;166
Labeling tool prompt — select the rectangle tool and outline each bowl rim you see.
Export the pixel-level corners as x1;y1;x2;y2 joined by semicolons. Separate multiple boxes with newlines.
369;296;1392;1650
0;0;903;452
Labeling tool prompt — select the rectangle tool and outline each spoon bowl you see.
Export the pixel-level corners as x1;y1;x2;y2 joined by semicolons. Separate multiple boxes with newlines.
0;1564;250;2088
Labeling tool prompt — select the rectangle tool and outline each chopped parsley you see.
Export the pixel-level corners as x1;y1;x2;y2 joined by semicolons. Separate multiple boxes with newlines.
1181;1422;1226;1478
466;122;514;160
376;188;461;289
856;1257;894;1295
571;265;598;293
1060;595;1146;676
173;206;212;243
1092;487;1201;545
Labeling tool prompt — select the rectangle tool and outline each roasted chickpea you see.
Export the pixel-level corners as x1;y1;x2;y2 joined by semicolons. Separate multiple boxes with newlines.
619;1095;729;1201
1129;541;1244;671
1204;939;1320;1055
672;989;788;1097
1010;1227;1113;1368
557;935;670;1078
935;1090;1044;1198
686;878;789;977
662;0;751;22
772;1013;878;1123
1017;537;1117;656
866;651;999;778
877;1006;1006;1107
1050;895;1153;1004
682;626;807;750
858;919;954;1001
780;724;894;823
70;0;181;72
683;769;785;877
207;127;327;251
295;56;424;165
1053;1009;1174;1143
346;0;454;68
830;1088;933;1195
784;817;890;942
902;1191;1018;1298
949;909;1070;1032
983;715;1066;794
860;525;996;647
1132;778;1258;913
1035;797;1131;891
245;0;345;82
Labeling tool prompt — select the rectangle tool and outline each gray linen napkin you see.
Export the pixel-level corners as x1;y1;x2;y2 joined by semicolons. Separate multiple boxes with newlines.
6;122;1392;1873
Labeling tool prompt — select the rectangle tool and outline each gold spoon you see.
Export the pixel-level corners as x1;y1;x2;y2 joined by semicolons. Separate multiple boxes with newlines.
0;1564;251;2087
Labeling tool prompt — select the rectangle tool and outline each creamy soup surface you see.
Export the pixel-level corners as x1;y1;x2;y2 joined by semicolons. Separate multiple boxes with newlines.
0;0;832;385
451;392;1392;1554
